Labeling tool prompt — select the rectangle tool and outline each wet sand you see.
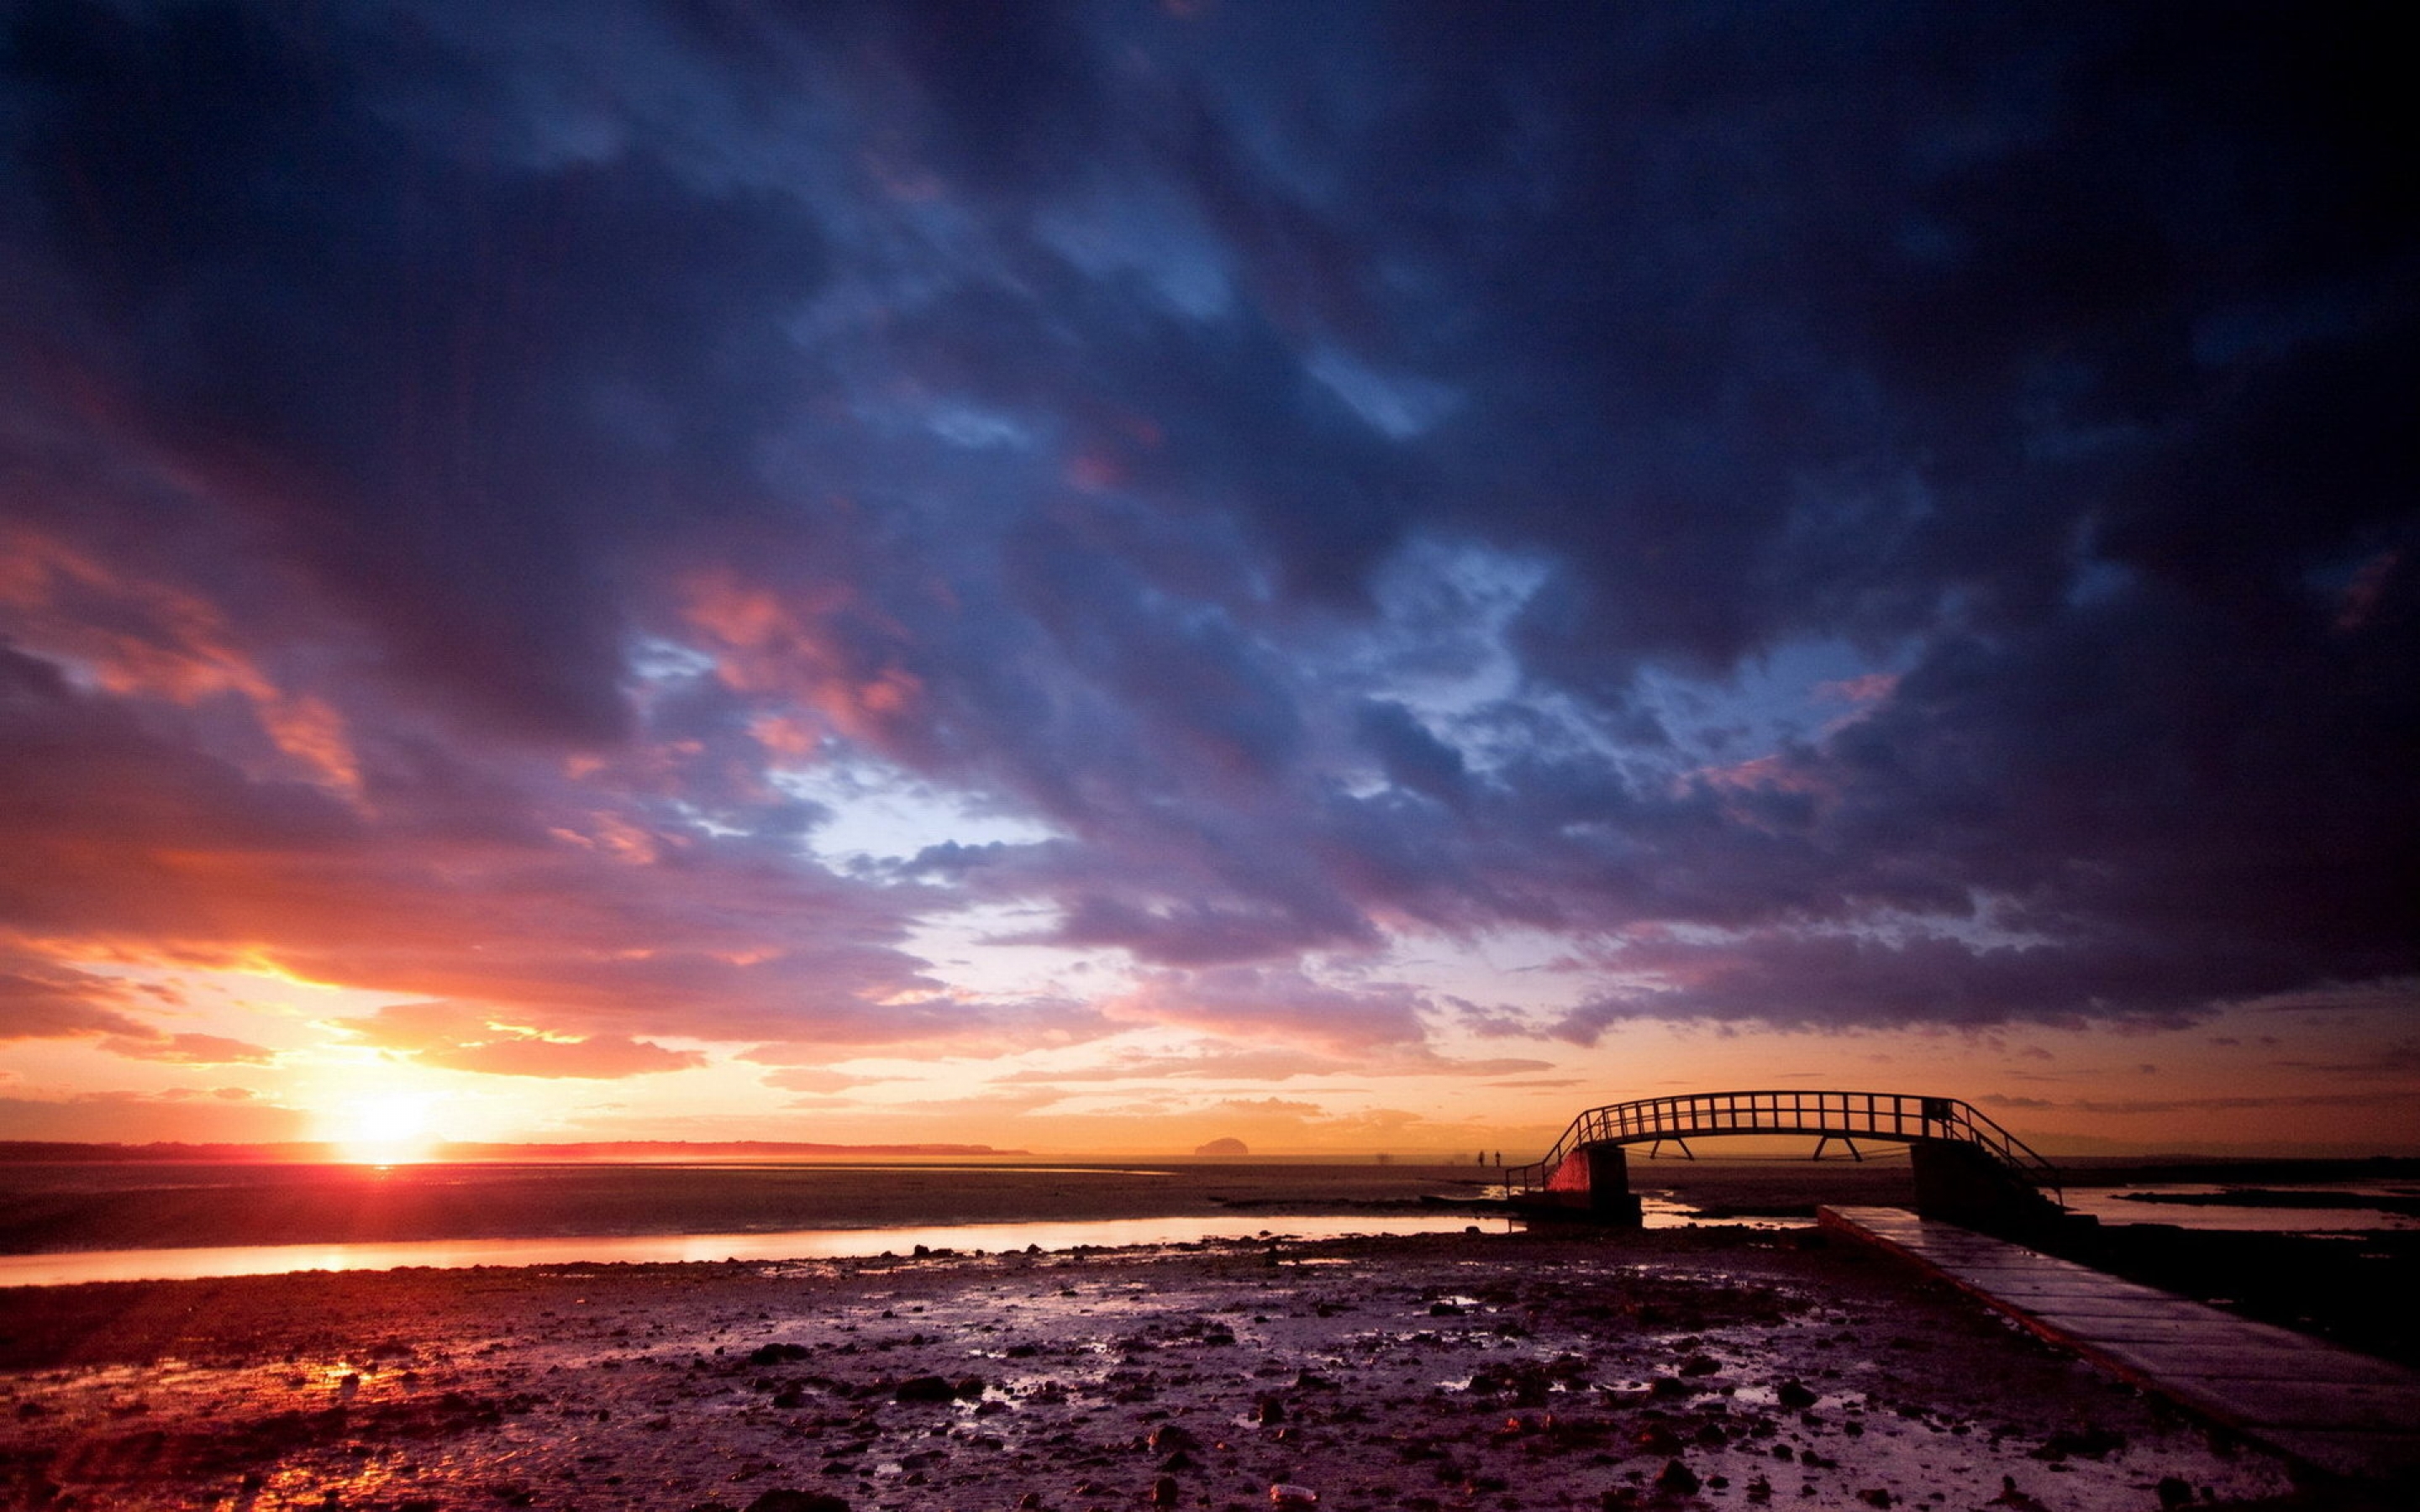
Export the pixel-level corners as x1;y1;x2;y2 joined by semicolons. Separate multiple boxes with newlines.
0;1226;2331;1511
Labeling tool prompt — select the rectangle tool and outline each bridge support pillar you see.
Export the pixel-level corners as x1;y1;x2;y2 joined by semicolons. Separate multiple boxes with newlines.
1544;1144;1644;1225
1912;1138;2064;1239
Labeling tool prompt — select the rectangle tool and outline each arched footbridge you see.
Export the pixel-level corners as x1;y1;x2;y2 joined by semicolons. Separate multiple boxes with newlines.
1506;1089;2069;1234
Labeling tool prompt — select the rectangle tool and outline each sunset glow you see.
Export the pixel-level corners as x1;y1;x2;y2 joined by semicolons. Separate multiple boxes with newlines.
0;3;2412;1161
329;1094;440;1166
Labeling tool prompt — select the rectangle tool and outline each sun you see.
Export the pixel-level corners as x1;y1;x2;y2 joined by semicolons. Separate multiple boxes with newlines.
334;1091;441;1164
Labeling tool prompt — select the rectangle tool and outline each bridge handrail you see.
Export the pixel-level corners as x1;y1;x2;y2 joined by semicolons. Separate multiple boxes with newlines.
1504;1089;2060;1203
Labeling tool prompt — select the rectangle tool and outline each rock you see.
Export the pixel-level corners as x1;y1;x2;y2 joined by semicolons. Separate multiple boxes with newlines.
749;1343;812;1366
894;1375;957;1403
1654;1457;1701;1495
2156;1477;2193;1509
1856;1491;1893;1508
1677;1355;1721;1378
1152;1476;1181;1506
953;1375;986;1401
743;1493;850;1512
1985;1478;2050;1511
2030;1427;2124;1462
1147;1424;1198;1453
1633;1422;1685;1456
1268;1484;1317;1506
1254;1396;1286;1425
1774;1381;1818;1410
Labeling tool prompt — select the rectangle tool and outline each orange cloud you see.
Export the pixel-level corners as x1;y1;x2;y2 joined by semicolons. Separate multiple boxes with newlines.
331;1000;705;1079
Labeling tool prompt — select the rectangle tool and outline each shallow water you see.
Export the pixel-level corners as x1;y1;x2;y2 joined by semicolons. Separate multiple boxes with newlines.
2060;1182;2420;1232
0;1211;1514;1287
0;1188;1768;1286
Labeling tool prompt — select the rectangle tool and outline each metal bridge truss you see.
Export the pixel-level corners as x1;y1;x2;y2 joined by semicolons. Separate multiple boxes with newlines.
1505;1089;2061;1203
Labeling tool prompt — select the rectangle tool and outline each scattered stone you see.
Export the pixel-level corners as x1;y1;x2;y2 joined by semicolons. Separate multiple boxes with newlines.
2030;1427;2124;1462
1634;1422;1686;1455
1655;1457;1701;1495
2156;1477;2194;1509
1774;1381;1818;1410
894;1375;957;1404
1984;1478;2050;1512
1148;1424;1198;1453
1269;1483;1317;1505
1152;1475;1181;1506
742;1495;850;1512
1678;1355;1721;1378
749;1344;812;1367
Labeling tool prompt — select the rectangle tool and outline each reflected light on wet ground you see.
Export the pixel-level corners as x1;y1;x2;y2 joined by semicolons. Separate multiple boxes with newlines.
0;1213;1510;1287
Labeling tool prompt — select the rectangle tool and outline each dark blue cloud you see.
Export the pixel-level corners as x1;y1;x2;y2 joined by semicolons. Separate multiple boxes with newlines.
0;0;2411;1042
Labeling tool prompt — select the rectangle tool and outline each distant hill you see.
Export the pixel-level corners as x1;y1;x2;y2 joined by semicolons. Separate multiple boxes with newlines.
0;1140;1028;1163
1194;1137;1249;1156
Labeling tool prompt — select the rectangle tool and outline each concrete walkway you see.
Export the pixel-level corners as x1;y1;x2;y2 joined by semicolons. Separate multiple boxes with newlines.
1819;1205;2420;1483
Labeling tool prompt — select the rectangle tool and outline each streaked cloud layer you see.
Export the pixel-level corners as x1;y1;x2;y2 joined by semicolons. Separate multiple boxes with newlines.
1;3;2411;1151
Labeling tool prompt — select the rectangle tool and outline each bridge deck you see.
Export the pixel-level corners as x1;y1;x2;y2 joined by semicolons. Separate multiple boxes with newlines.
1820;1205;2420;1483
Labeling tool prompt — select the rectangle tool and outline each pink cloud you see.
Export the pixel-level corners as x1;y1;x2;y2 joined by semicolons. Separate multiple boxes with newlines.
1106;967;1430;1053
1812;673;1899;704
0;1090;308;1143
0;965;156;1041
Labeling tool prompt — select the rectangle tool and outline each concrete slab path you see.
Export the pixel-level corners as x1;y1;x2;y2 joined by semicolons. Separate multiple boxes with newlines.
1819;1204;2420;1483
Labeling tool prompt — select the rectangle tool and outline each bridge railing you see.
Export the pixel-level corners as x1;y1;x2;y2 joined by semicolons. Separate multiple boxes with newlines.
1504;1089;2061;1203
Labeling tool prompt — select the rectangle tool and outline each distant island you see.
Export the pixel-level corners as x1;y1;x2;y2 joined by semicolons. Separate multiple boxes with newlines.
0;1140;1028;1163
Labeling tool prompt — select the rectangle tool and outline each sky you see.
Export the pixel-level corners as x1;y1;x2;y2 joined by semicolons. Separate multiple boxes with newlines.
1;2;2413;1159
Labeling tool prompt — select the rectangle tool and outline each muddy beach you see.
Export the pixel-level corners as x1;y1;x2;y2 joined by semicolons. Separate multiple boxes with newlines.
0;1226;2328;1512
